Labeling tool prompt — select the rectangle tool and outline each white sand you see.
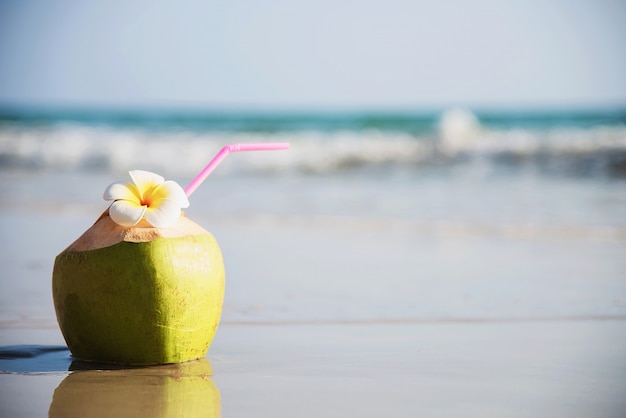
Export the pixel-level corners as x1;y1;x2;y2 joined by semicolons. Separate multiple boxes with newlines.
1;192;626;417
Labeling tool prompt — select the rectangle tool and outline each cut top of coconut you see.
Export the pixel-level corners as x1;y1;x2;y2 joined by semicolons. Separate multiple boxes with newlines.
64;210;211;252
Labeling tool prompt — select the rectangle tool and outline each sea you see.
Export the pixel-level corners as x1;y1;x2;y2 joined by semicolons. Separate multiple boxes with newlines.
1;106;625;228
0;106;625;324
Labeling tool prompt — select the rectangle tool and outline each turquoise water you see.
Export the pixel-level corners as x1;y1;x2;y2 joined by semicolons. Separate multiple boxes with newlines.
2;106;625;132
1;107;626;178
1;106;625;228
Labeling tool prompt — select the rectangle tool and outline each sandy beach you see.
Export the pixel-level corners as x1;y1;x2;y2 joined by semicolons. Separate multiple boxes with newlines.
2;316;626;417
2;201;626;417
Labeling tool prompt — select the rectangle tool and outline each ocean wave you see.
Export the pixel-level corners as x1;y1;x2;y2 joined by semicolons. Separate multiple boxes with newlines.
1;120;625;177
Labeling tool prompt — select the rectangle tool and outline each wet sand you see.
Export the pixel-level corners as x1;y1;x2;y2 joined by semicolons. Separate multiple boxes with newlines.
2;320;626;417
2;199;626;417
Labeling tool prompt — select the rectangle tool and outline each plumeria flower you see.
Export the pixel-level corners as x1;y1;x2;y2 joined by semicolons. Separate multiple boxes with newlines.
103;170;190;228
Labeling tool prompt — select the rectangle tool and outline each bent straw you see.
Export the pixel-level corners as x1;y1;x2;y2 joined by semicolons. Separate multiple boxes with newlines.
184;142;289;197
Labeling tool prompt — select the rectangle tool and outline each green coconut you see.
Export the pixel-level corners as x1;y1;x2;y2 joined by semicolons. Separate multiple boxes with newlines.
52;211;225;365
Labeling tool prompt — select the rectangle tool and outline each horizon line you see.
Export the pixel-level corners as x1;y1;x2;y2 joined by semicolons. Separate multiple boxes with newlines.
1;96;626;116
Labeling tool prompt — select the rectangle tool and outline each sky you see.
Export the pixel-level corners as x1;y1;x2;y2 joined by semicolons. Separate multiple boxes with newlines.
1;0;625;111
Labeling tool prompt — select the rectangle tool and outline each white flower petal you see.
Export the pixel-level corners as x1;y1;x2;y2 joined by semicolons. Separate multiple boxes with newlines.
129;170;164;200
154;180;190;208
144;199;182;228
109;200;147;227
103;181;139;203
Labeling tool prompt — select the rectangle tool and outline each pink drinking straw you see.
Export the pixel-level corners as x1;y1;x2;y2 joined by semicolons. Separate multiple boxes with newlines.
184;142;289;197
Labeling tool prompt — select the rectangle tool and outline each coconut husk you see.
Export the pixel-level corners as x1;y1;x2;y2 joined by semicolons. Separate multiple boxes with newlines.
64;209;210;252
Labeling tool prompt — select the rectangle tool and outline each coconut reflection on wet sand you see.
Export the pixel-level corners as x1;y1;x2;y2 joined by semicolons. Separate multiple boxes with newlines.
0;346;220;418
50;359;220;418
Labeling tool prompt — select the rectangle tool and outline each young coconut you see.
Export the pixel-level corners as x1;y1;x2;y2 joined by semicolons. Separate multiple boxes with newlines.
52;170;225;365
52;143;288;366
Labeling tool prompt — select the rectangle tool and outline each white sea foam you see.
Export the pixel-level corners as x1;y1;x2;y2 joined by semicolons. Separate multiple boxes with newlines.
437;108;482;154
1;120;625;177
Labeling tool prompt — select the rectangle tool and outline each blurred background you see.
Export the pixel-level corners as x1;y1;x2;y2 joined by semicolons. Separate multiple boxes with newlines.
0;0;625;324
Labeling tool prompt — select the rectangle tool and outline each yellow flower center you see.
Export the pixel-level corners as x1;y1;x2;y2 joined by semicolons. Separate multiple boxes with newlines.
140;188;154;207
137;183;168;209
